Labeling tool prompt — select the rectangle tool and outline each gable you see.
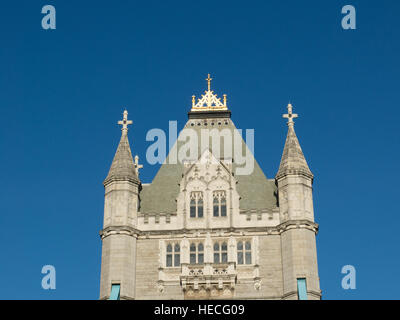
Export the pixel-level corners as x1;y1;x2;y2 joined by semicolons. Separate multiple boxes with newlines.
139;119;277;214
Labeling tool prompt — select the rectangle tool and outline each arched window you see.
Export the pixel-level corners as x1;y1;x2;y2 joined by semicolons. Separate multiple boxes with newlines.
190;242;204;264
190;192;204;218
190;199;196;218
190;243;196;264
213;241;228;263
213;243;220;263
221;198;227;217
198;243;204;264
213;197;219;217
166;243;181;267
197;199;203;218
213;192;227;217
237;240;252;265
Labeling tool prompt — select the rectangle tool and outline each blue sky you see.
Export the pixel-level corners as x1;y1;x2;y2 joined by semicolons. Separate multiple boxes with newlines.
0;0;399;299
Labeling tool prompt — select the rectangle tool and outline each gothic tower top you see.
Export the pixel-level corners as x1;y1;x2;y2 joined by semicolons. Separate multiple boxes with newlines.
104;109;139;185
276;103;313;180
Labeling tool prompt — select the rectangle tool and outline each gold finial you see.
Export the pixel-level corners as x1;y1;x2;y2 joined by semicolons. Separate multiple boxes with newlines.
192;95;196;107
206;74;212;91
223;94;227;106
283;103;298;126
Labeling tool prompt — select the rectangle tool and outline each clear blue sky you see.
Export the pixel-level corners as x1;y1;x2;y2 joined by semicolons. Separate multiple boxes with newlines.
0;0;399;299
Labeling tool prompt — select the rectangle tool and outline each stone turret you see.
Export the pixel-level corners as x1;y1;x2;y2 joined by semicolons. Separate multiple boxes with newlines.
99;110;140;300
276;103;321;300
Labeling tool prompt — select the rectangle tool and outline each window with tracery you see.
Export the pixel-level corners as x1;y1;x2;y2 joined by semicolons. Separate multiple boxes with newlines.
213;191;227;217
190;192;204;218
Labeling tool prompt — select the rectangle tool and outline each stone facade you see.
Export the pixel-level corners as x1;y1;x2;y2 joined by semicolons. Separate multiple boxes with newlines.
99;81;321;300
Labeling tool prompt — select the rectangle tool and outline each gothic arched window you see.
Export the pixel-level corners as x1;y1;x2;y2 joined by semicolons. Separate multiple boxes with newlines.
221;198;227;217
213;241;228;263
166;243;180;267
213;191;227;217
237;240;252;265
190;199;196;218
190;192;204;218
197;199;203;218
213;197;219;217
190;242;204;264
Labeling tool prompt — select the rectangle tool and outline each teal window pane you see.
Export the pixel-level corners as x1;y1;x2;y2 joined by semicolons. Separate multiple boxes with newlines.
110;284;120;300
214;253;220;263
190;254;196;264
297;278;308;300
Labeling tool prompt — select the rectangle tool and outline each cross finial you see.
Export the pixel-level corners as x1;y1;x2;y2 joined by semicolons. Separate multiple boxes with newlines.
283;103;298;126
206;74;212;91
118;109;133;132
134;155;143;176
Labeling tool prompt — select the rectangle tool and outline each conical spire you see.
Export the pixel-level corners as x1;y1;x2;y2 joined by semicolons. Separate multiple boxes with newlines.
276;104;313;180
104;110;139;185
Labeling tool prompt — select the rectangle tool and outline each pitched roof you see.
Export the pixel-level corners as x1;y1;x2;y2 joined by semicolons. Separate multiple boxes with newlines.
104;131;139;185
139;117;277;214
276;125;313;180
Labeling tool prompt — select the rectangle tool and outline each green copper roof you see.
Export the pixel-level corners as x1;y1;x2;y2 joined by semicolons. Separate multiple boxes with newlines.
139;117;277;214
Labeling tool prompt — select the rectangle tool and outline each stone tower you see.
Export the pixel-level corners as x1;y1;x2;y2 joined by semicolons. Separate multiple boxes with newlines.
276;103;320;299
98;76;321;300
99;110;140;300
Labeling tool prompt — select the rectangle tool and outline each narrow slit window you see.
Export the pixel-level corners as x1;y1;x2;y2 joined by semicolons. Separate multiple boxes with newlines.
297;278;308;300
109;284;120;300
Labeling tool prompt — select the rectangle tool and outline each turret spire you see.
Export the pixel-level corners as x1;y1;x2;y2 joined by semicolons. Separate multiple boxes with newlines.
104;109;139;185
276;103;313;180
